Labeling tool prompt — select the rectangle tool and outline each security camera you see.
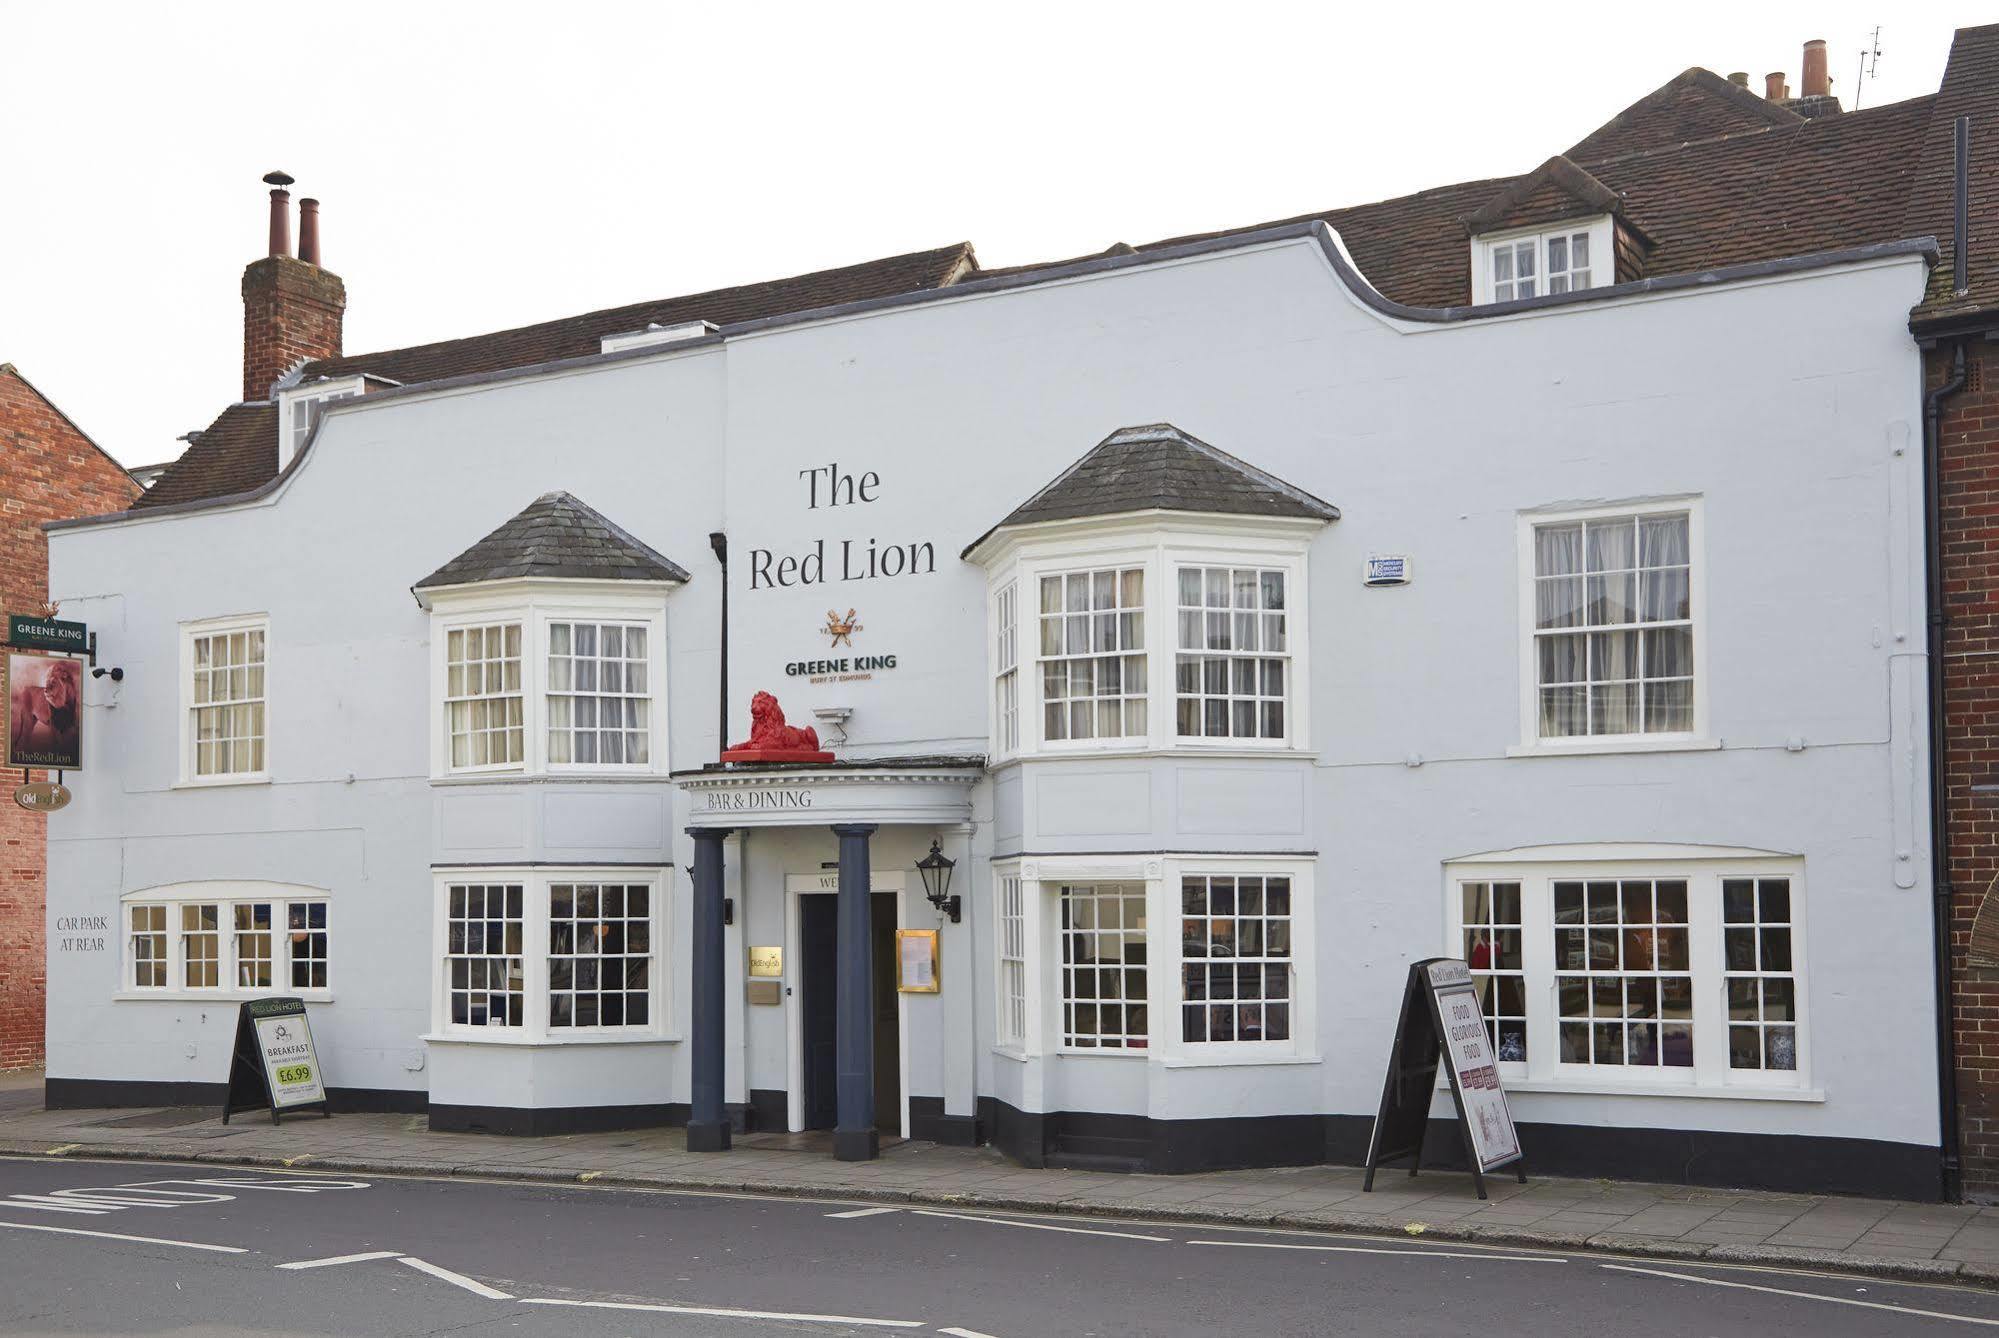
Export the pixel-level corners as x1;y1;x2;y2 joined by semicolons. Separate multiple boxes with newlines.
91;666;124;682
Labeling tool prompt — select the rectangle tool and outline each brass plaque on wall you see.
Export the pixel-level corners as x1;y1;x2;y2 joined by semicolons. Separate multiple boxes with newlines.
746;979;783;1006
749;946;783;977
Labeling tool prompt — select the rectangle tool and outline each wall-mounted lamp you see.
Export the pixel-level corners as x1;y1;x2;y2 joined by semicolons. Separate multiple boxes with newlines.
916;839;959;924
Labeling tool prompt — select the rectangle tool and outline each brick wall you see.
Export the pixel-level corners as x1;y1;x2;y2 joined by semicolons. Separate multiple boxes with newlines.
241;255;345;402
0;368;140;1069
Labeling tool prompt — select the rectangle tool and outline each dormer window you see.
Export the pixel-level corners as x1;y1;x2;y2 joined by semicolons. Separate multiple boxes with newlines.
1479;221;1605;303
276;376;366;470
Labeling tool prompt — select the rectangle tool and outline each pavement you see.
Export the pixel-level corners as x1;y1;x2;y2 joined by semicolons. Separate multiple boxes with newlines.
7;1155;1999;1336
5;1076;1999;1294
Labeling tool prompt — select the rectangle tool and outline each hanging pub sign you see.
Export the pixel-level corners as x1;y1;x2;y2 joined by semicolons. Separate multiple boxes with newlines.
221;997;330;1125
1362;957;1526;1199
4;650;83;771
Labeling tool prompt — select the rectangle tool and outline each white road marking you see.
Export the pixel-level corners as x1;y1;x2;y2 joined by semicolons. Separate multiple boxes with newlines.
0;1220;247;1253
1187;1239;1567;1263
938;1328;1001;1337
276;1250;405;1270
1601;1263;1999;1327
827;1206;902;1219
911;1209;1167;1242
398;1256;513;1300
521;1297;923;1328
0;1196;115;1215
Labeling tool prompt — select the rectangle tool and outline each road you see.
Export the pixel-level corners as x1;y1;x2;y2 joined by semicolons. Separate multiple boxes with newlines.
1;1156;1998;1336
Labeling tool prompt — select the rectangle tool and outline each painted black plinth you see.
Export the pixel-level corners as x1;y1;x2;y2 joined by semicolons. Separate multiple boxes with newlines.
685;1119;732;1152
834;1127;880;1162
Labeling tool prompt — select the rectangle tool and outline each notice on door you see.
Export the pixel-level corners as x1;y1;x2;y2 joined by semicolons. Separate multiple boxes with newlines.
1426;960;1521;1170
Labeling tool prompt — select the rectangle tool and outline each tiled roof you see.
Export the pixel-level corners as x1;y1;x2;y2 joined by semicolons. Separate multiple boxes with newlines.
415;491;689;591
137;244;976;510
129;402;276;510
1906;24;1999;320
1565;68;1802;164
301;242;975;387
970;423;1337;553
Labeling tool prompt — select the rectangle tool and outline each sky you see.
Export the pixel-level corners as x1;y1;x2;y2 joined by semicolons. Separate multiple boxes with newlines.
0;2;1972;466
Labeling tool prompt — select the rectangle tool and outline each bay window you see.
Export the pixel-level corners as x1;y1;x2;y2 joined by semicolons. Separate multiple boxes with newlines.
984;527;1310;758
997;857;1314;1061
432;870;668;1042
1448;853;1808;1091
426;592;667;778
121;884;332;998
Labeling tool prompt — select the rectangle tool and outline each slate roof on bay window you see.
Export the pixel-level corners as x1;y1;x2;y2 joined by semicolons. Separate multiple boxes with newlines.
965;423;1337;556
415;491;690;592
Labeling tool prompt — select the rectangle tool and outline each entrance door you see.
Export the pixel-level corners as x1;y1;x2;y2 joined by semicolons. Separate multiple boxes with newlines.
799;892;900;1135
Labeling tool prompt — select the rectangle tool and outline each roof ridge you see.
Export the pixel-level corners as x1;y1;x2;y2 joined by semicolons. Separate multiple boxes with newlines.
1569;90;1939;171
1122;424;1340;518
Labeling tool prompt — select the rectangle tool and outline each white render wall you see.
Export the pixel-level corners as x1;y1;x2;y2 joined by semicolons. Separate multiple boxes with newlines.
46;234;1937;1152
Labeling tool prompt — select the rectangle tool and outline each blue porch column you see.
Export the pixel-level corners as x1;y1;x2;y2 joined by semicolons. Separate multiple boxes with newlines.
686;826;732;1152
832;822;880;1162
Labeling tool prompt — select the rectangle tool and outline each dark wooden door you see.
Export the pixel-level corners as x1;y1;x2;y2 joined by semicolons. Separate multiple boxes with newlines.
801;894;838;1130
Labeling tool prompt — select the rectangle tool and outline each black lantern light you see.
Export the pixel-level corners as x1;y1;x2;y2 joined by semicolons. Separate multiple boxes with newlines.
916;839;960;923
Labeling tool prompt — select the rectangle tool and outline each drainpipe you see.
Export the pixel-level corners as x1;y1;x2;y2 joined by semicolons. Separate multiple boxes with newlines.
1925;114;1976;1204
1925;336;1969;1203
709;532;729;754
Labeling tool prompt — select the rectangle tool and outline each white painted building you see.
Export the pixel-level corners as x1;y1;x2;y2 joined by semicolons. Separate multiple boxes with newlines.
46;51;1978;1191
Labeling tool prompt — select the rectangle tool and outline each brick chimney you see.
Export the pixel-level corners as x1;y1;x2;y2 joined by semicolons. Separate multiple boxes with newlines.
241;171;345;402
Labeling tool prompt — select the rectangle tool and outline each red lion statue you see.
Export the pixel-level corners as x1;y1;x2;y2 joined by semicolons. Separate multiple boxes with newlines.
722;691;833;762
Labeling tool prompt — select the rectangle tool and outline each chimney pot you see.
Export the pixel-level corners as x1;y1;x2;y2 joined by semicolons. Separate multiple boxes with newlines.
262;170;293;258
1728;71;1750;87
1766;71;1787;102
298;198;321;266
1802;38;1829;98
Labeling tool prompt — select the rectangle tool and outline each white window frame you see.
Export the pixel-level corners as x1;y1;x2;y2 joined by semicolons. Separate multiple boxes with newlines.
116;882;332;1002
275;376;366;472
1444;847;1813;1098
1032;563;1151;750
1513;498;1709;756
442;620;525;774
991;580;1019;759
980;517;1314;761
1002;854;1317;1067
426;867;672;1045
423;583;670;780
1471;217;1613;305
994;870;1027;1050
177;613;271;787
